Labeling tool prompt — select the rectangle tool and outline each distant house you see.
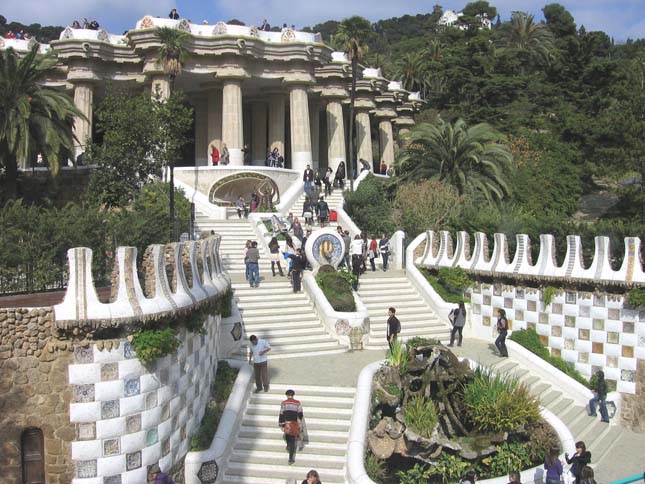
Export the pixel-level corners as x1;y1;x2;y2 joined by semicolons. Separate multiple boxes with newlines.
438;9;492;30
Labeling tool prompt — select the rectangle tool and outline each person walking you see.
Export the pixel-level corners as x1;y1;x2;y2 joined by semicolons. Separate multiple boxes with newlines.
323;167;333;196
246;241;260;288
236;196;248;218
210;145;220;165
292;218;304;243
302;470;321;484
314;169;322;194
243;240;252;282
360;232;368;274
386;307;401;349
565;441;591;484
148;464;175;484
580;466;597;484
342;230;352;269
317;197;329;228
448;302;467;347
279;389;304;465
495;309;509;357
350;235;363;290
302;197;314;226
589;370;610;423
379;234;390;271
368;235;378;272
248;335;271;392
303;164;314;196
286;248;307;292
334;161;346;189
269;237;284;277
221;143;230;165
544;447;563;484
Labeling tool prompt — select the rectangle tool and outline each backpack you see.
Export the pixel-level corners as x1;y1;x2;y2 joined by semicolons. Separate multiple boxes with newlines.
448;309;456;325
394;317;401;334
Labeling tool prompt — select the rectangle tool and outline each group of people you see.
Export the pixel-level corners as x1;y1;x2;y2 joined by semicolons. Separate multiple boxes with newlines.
348;232;391;289
378;160;395;176
301;163;347;197
210;143;230;165
235;193;265;218
4;30;33;40
71;18;100;30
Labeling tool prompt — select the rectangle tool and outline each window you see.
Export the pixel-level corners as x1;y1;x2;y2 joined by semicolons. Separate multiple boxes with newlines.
21;428;45;484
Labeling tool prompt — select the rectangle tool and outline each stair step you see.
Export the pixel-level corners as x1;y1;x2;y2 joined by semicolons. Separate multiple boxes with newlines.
246;403;354;418
234;438;347;456
228;450;345;468
224;462;345;480
236;426;349;443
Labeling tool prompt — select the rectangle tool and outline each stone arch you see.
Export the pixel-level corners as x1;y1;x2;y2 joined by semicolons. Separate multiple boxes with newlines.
208;172;280;208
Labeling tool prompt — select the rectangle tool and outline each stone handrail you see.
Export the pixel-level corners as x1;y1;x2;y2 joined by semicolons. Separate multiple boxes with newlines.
184;359;253;484
419;230;645;286
0;37;50;52
53;236;230;325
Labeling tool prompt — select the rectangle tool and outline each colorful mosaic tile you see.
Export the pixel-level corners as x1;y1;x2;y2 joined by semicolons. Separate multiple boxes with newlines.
551;326;562;337
578;329;590;341
528;322;537;332
565;315;576;327
101;362;118;381
126;414;141;434
126;451;142;471
101;400;120;419
104;476;122;484
579;305;590;317
639;335;645;347
493;285;502;296
527;300;537;312
608;308;620;320
473;284;481;294
73;384;95;403
124;377;140;397
565;292;577;304
77;423;96;441
622;346;634;358
516;289;525;299
146;428;158;445
564;338;575;350
578;352;589;363
593;319;605;331
621;370;635;382
607;332;619;344
607;356;618;368
551;348;561;358
162;437;171;456
162;403;170;420
483;295;491;305
146;391;158;409
483;316;491;326
551;303;563;315
624;321;635;334
515;309;524;321
123;341;136;359
231;322;243;341
103;438;120;456
592;342;604;354
593;294;605;307
504;297;513;308
74;345;94;364
539;313;548;324
539;335;549;346
76;460;97;478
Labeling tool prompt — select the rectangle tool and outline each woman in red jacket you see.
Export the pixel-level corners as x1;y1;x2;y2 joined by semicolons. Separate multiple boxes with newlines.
210;145;220;166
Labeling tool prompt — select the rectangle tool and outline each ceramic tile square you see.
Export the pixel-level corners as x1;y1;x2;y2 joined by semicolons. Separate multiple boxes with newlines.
624;321;635;334
101;400;120;419
73;384;95;403
103;438;120;456
592;342;604;354
607;332;619;344
76;459;97;478
564;338;575;350
593;319;605;331
593;294;605;307
101;363;119;381
180;424;187;441
124;378;140;397
161;403;170;421
607;355;618;368
515;289;525;299
162;437;171;456
578;329;590;341
126;451;142;471
551;326;562;337
527;322;537;332
77;423;96;441
527;300;537;312
493;285;502;296
504;297;513;309
623;346;634;358
126;414;141;434
551;303;562;315
146;391;158;410
515;309;524;321
607;308;620;320
160;368;169;385
580;305;590;317
551;347;561;358
539;335;549;346
104;476;122;484
565;292;577;304
473;304;481;315
621;370;635;382
146;428;158;445
578;352;589;363
539;312;548;324
473;284;481;294
123;341;136;359
74;345;94;364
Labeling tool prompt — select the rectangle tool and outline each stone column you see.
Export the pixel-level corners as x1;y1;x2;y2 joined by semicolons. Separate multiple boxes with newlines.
221;79;244;165
326;99;346;176
73;82;93;157
268;94;285;157
151;76;170;100
309;99;320;170
379;118;395;166
356;110;373;166
289;85;312;173
194;99;208;166
207;89;222;156
251;102;268;165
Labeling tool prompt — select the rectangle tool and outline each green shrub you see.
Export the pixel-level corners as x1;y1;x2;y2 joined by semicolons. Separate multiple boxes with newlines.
316;270;356;312
131;328;180;363
422;270;467;304
365;451;387;484
404;396;438;438
386;339;409;373
344;174;396;235
438;267;472;291
627;288;645;307
396;462;432;484
525;421;559;463
464;367;540;433
483;443;532;478
212;361;238;402
541;286;557;306
215;289;233;318
407;336;441;348
430;453;471;484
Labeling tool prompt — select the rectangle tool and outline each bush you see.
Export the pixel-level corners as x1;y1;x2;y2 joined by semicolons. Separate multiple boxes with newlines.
212;361;238;402
483;442;532;478
316;270;356;312
397;463;432;484
344;174;396;234
131;328;180;364
627;288;645;307
541;286;557;306
464;367;540;433
386;339;409;373
430;453;471;484
365;451;387;484
404;396;438;438
422;269;468;304
438;267;472;291
525;421;559;463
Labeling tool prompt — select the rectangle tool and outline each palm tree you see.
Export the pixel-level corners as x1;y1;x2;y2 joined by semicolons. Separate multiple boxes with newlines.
334;16;372;189
395;52;427;92
504;12;554;67
397;119;512;201
0;45;82;200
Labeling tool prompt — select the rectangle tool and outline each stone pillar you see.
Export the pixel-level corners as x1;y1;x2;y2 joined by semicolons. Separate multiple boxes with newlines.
268;94;285;158
194;99;208;166
207;90;222;156
151;76;170;100
73;82;93;157
356;110;373;166
251;102;268;165
221;79;244;165
289;85;312;173
326;99;346;176
309;99;320;170
379;118;395;166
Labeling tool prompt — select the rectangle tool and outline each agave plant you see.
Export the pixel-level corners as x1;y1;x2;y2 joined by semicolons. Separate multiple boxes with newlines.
386;339;409;373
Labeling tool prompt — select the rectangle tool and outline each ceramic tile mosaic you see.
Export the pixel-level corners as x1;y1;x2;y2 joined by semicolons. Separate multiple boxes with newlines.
592;342;604;354
607;356;618;368
101;400;120;419
74;345;94;364
639;335;645;347
146;391;158;410
73;384;95;403
76;459;98;478
104;475;122;484
552;303;563;315
483;295;491;305
593;294;605;307
539;313;548;324
564;338;575;350
77;423;96;441
607;332;619;344
593;319;605;331
527;322;537;332
126;451;142;471
527;300;537;312
578;329;590;341
146;428;158;445
565;315;576;327
101;363;119;381
578;352;589;363
103;438;120;456
516;289;525;299
608;308;620;320
162;437;171;456
124;378;140;397
180;424;186;441
161;403;170;421
622;346;634;358
565;292;577;304
504;297;513;308
539;335;549;346
621;369;635;382
515;309;524;321
493;285;502;296
552;326;562;337
123;341;136;359
624;321;635;334
580;305;590;317
126;414;141;434
231;322;243;341
473;304;481;315
551;348;561;358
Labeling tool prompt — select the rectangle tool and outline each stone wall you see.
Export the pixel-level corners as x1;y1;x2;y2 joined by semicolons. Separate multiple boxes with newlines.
621;359;645;431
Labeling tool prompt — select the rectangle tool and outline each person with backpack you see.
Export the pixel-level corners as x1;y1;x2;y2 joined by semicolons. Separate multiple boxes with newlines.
386;307;401;349
589;370;610;423
544;446;563;484
317;197;329;227
379;234;390;271
148;464;175;484
448;301;467;347
279;389;304;465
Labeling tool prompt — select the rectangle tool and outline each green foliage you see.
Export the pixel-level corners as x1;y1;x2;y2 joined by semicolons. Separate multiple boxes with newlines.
215;289;233;318
525;421;559;463
131;328;180;364
386;339;409;374
407;336;441;348
542;286;557;306
483;443;532;478
404;396;438;438
510;329;591;388
422;270;469;304
396;463;432;484
344;174;396;235
464;367;540;433
212;361;238;407
438;267;472;291
627;288;645;308
365;451;387;484
316;270;356;312
0;18;64;43
430;453;471;484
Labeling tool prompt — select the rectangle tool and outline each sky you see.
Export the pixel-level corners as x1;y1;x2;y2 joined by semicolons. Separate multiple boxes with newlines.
3;0;644;41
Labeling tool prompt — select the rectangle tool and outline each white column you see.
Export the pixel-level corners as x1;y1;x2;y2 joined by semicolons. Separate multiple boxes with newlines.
222;79;244;165
379;118;395;165
251;102;268;165
356;110;373;165
207;90;222;156
289;85;312;173
151;76;170;100
268;94;285;157
309;99;320;170
73;82;93;157
194;99;208;166
326;99;346;175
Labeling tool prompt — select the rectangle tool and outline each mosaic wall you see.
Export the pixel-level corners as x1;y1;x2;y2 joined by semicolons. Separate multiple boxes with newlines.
68;316;221;484
470;284;644;394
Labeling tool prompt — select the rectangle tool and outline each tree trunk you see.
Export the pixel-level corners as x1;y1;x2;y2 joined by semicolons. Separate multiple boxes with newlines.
349;55;358;191
2;154;19;202
169;161;175;242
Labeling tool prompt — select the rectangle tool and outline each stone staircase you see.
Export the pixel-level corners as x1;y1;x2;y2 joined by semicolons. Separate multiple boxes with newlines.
231;279;348;359
220;383;354;484
357;271;452;349
287;188;346;229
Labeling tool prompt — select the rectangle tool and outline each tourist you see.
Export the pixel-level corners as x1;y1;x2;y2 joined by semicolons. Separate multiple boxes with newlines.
379;233;390;271
507;472;521;484
368;235;378;271
268;236;284;277
16;30;25;39
303;164;314;195
302;197;314;226
268;147;279;167
247;241;260;287
292;218;304;243
334;161;346;189
260;19;271;31
169;8;180;20
148;463;175;483
286;248;307;292
386;307;401;349
221;143;230;165
82;18;89;29
235;196;248;218
314;169;322;194
248;335;271;392
342;230;352;268
580;466;596;484
588;370;610;423
448;302;467;347
386;165;395;176
360;232;368;274
317;197;329;228
380;160;387;175
323;167;333;195
302;469;321;484
544;447;563;484
495;309;509;357
459;470;477;484
286;212;294;227
350;235;363;290
210;145;220;165
72;20;81;29
279;389;304;465
5;30;16;39
243;240;252;281
242;144;250;164
360;158;370;172
89;19;100;30
250;192;259;212
565;441;591;484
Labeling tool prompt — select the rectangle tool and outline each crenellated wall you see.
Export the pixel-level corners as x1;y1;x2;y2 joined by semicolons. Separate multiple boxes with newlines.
419;230;645;286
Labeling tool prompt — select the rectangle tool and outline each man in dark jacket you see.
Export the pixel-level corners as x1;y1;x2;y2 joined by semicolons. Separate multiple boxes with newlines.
317;197;329;227
279;389;304;464
386;307;401;349
286;249;307;292
589;370;609;422
303;164;314;196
